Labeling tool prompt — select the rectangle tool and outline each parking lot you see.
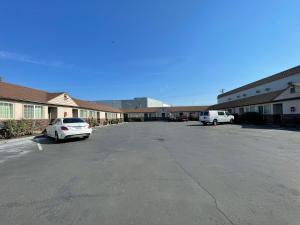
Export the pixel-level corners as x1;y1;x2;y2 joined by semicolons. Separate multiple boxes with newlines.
0;122;299;225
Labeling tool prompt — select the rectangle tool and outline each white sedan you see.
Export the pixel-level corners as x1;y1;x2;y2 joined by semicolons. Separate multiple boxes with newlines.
45;118;92;142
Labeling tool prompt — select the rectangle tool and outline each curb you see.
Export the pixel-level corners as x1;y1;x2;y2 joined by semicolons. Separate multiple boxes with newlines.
0;135;43;145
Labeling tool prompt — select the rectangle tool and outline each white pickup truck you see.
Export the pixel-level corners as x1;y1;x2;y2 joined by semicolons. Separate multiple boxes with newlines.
200;110;234;126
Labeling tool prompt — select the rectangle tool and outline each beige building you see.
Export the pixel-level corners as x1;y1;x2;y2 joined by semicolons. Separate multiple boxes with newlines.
123;106;209;121
0;81;123;129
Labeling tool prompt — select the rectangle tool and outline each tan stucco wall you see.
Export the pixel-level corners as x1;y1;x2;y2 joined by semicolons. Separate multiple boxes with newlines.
57;107;74;118
0;100;48;120
1;99;123;121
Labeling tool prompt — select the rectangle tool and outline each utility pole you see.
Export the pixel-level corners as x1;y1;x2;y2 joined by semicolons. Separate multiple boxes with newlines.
220;89;226;94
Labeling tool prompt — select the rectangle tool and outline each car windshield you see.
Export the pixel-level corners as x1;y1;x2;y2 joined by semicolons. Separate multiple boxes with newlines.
63;118;84;123
203;112;209;116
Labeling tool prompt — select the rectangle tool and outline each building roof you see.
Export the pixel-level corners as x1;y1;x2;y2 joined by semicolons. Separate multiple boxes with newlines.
0;82;122;113
74;99;122;113
218;65;300;99
169;106;209;112
122;107;161;113
123;106;209;113
211;90;283;110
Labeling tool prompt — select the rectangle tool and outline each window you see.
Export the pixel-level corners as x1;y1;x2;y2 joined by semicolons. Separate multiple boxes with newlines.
290;87;296;93
239;108;244;114
250;106;256;112
256;90;260;93
34;105;44;119
218;111;225;116
243;94;247;97
23;105;34;119
265;88;270;92
89;111;96;118
237;95;240;99
80;110;87;118
23;105;44;119
245;107;250;112
263;104;271;114
228;98;231;101
258;106;264;114
0;102;13;119
291;107;296;112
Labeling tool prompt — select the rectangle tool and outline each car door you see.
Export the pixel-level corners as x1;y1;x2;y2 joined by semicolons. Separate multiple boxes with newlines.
53;119;62;136
217;111;225;122
46;119;56;137
224;111;231;122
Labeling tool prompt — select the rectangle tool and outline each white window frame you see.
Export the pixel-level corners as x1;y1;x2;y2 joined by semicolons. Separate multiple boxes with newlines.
80;109;88;118
0;101;14;119
23;104;44;119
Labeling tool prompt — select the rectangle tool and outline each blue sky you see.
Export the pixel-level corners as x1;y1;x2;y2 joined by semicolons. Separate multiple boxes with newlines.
1;0;300;105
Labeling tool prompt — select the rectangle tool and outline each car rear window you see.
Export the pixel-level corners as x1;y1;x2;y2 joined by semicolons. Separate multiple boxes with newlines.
63;118;84;123
203;112;209;116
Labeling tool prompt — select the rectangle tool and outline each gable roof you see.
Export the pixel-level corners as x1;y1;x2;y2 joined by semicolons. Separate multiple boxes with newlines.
46;92;65;101
218;65;300;99
211;90;283;110
0;82;122;113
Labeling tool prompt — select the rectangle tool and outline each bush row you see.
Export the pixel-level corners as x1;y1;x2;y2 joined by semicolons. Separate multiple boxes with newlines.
0;120;38;139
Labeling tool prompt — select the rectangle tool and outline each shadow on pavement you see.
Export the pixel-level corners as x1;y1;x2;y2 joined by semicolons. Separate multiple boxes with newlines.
240;124;300;132
32;136;87;145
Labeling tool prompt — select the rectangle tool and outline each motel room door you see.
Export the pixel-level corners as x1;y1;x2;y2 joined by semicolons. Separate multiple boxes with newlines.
273;103;283;124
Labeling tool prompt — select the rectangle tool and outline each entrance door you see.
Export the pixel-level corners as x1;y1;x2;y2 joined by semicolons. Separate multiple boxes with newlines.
72;109;79;118
48;107;58;120
273;104;283;124
161;113;166;120
144;113;149;121
124;114;128;122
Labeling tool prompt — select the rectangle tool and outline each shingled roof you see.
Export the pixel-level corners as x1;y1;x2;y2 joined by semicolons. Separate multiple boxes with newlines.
0;82;122;113
218;65;300;99
211;90;284;110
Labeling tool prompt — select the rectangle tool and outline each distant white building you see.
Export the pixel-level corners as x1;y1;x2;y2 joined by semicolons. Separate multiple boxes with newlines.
94;97;171;109
211;65;300;125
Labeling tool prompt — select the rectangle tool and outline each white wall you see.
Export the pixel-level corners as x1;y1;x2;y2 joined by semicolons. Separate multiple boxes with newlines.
218;73;300;103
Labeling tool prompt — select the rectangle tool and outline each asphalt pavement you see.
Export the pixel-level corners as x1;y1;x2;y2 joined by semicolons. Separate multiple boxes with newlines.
0;122;299;225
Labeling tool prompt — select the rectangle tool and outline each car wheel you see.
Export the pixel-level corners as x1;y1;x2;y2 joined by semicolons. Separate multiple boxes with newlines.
202;122;207;126
54;132;60;143
213;120;217;126
83;135;90;140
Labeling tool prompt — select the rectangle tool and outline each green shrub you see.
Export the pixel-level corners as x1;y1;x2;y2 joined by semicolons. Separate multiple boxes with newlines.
86;118;98;127
239;112;264;125
110;119;120;124
3;119;33;138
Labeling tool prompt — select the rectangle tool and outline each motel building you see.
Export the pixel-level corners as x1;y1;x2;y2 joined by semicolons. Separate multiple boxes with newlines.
0;81;123;129
123;106;209;121
210;65;300;125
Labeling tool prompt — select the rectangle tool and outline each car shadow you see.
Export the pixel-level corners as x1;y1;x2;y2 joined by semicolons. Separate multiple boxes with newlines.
32;136;87;145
